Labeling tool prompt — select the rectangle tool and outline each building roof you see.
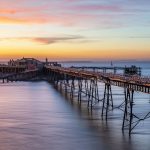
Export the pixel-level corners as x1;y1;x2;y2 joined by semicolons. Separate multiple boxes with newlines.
15;58;43;64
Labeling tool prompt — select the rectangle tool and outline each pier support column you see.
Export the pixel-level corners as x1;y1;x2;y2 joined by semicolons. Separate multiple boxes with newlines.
64;74;69;96
77;78;83;102
101;82;113;120
87;79;99;109
122;88;134;135
70;78;75;99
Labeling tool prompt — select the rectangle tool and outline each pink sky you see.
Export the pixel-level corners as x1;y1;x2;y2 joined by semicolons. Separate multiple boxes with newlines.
0;0;150;60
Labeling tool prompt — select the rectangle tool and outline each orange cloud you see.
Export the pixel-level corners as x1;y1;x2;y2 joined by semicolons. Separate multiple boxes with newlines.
0;16;54;24
0;16;25;24
0;9;17;14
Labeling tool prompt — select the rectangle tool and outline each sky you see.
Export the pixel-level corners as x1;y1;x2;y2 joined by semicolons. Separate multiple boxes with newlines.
0;0;150;61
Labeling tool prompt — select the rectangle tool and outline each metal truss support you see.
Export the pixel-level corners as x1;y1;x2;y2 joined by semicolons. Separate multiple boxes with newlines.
122;88;134;134
77;78;83;102
101;82;113;120
87;79;100;109
122;88;150;135
70;78;75;99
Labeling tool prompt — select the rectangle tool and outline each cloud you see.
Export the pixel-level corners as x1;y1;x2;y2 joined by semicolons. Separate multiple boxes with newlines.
0;16;26;24
0;35;85;45
127;36;150;39
0;9;17;14
0;16;52;24
31;36;84;44
0;0;150;28
69;4;121;12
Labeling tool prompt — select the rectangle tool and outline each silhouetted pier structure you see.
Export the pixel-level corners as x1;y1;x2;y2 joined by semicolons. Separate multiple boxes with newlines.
0;69;39;83
0;65;26;73
71;66;141;75
0;59;149;135
45;65;150;135
0;58;60;82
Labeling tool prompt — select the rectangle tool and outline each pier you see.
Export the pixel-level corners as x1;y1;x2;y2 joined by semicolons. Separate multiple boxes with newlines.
0;65;26;73
71;66;141;75
0;58;150;135
44;65;150;135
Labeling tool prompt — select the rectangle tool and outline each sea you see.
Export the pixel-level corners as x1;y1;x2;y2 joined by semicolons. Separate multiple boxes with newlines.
0;61;150;150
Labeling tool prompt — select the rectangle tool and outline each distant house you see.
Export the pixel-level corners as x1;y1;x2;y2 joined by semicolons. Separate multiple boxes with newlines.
8;58;44;70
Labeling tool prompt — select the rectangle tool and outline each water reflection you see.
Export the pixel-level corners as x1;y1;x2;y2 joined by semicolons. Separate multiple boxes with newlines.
54;83;150;150
0;81;149;150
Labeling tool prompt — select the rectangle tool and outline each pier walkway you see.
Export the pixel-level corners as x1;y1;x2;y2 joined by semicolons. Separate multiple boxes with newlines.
45;66;150;93
45;65;150;134
0;66;39;83
71;66;141;75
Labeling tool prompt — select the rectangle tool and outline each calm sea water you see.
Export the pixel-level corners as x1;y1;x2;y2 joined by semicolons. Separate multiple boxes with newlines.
0;61;150;150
